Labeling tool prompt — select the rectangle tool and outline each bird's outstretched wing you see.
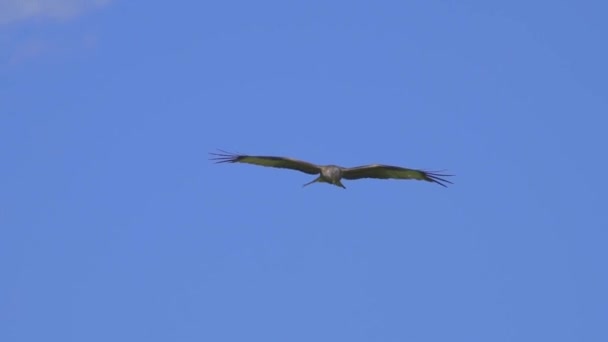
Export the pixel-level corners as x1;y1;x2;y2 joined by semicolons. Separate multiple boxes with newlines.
209;150;321;175
341;164;453;187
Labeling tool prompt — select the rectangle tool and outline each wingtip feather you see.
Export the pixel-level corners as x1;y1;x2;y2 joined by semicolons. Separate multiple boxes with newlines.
208;149;244;163
424;170;454;187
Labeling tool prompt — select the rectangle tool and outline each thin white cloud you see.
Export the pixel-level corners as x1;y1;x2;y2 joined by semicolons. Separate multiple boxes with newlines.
7;39;50;65
0;0;111;25
2;32;100;67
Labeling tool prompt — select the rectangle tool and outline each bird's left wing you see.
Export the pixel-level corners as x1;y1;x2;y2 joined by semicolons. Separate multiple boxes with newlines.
341;164;453;187
209;150;321;175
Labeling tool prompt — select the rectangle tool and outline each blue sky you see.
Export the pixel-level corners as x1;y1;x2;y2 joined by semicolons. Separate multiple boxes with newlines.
2;1;607;341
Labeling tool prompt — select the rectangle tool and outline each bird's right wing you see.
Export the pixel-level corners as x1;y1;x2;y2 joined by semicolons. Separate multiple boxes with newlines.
341;164;453;187
209;150;321;175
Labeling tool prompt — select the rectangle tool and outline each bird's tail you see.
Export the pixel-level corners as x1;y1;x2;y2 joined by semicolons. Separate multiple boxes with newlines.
302;176;321;187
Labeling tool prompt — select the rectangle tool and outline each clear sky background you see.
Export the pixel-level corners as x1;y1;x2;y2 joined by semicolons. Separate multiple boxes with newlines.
2;1;607;341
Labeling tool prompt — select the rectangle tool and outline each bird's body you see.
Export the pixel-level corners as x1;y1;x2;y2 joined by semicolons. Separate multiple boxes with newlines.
316;165;346;188
210;150;453;189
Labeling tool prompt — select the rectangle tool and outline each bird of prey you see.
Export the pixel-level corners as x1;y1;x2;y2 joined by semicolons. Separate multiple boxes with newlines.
210;150;453;189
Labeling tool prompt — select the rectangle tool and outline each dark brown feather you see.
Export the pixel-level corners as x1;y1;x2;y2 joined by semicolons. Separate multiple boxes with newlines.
341;164;453;187
209;150;321;175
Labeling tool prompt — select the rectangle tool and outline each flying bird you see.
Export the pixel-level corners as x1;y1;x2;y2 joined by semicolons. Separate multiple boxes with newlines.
210;150;453;189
